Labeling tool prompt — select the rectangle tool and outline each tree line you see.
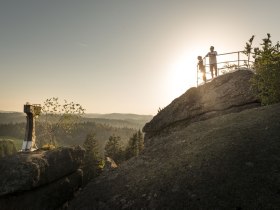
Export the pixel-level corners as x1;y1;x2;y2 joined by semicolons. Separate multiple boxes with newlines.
82;129;145;182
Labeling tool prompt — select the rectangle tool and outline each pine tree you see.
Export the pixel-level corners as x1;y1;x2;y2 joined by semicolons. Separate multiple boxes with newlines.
126;133;139;159
137;129;144;152
125;130;144;160
104;135;124;164
83;133;102;182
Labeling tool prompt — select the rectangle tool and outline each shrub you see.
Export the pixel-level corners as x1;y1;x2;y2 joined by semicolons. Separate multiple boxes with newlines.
245;34;280;105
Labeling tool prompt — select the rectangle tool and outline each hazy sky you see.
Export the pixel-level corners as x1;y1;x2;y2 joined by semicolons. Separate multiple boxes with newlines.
1;0;280;115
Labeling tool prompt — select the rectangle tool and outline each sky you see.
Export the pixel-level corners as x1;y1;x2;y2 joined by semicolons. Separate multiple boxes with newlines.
1;0;280;115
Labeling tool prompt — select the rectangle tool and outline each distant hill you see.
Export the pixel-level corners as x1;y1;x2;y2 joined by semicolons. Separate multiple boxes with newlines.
0;113;25;124
0;112;153;153
0;112;153;129
83;113;153;129
84;113;153;121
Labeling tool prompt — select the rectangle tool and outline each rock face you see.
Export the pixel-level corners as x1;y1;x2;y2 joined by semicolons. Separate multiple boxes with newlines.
0;146;85;210
104;157;118;170
68;70;280;210
69;104;280;210
143;70;260;140
0;139;17;158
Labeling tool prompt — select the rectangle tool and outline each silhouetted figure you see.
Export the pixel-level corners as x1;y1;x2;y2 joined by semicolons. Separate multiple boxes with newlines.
197;56;206;82
206;46;218;78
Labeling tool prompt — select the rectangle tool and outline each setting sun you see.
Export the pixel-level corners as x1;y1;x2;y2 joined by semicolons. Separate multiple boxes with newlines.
166;51;199;99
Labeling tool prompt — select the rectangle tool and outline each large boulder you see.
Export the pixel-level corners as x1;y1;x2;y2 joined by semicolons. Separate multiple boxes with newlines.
0;146;85;196
0;139;17;158
0;169;83;210
68;70;280;210
143;70;260;140
68;103;280;210
0;146;85;210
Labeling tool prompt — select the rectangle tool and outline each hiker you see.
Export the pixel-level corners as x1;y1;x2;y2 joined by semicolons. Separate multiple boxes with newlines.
197;56;206;82
205;46;218;78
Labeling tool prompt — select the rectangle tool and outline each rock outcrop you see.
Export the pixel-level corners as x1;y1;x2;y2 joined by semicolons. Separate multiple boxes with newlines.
68;70;280;210
69;104;280;210
0;146;85;210
104;157;118;171
143;70;260;141
0;139;17;158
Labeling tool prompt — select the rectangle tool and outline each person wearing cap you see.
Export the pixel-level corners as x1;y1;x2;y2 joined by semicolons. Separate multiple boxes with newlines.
206;46;218;78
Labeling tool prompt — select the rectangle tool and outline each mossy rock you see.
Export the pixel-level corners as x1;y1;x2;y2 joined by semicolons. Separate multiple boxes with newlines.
0;139;17;158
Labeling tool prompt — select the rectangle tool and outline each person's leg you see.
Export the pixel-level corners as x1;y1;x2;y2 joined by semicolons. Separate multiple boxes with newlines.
203;72;206;82
214;64;218;76
210;64;214;78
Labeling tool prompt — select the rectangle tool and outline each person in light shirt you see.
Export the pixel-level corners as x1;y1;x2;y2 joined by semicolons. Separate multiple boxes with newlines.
206;46;218;78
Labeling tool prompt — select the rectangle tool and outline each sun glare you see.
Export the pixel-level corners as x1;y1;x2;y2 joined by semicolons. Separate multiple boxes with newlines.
167;51;198;99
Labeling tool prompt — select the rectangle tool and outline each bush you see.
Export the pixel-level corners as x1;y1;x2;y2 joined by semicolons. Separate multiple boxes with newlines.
0;139;17;158
246;34;280;105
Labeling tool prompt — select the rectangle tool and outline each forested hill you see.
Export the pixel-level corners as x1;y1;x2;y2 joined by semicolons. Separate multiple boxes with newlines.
0;112;152;152
0;113;25;124
0;112;153;129
83;113;153;129
85;113;152;121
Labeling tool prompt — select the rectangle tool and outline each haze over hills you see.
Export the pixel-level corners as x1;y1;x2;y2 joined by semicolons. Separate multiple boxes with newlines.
85;113;153;121
0;112;153;129
0;113;25;124
84;113;153;129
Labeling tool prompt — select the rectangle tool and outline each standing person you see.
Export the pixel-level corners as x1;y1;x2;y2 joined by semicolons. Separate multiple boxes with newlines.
197;56;206;83
206;46;218;78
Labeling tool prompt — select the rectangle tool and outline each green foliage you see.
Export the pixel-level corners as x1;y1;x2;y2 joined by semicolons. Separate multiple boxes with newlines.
244;35;255;67
0;139;17;158
221;63;238;74
103;130;145;164
104;135;124;164
83;133;102;182
125;130;144;160
37;97;85;146
246;34;280;105
0;137;22;150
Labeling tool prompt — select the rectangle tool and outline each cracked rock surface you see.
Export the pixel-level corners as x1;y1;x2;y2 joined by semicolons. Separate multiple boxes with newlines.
143;70;260;142
68;70;280;210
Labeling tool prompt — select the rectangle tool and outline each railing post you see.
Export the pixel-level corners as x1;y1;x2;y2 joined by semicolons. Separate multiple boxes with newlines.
238;51;240;68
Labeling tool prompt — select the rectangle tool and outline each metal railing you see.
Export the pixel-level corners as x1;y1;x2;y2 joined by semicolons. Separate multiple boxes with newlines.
197;51;254;86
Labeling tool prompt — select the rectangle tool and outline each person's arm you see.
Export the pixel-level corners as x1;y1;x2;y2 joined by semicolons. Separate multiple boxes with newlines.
204;52;209;58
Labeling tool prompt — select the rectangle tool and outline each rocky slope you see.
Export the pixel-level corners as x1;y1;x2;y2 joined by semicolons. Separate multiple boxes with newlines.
144;70;260;141
0;146;85;210
68;70;280;209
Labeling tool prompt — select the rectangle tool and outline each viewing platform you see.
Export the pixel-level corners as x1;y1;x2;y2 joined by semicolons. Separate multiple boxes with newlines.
197;51;254;86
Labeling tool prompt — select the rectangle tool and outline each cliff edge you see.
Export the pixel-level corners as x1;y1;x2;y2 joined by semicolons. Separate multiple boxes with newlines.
144;70;260;141
69;70;280;209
